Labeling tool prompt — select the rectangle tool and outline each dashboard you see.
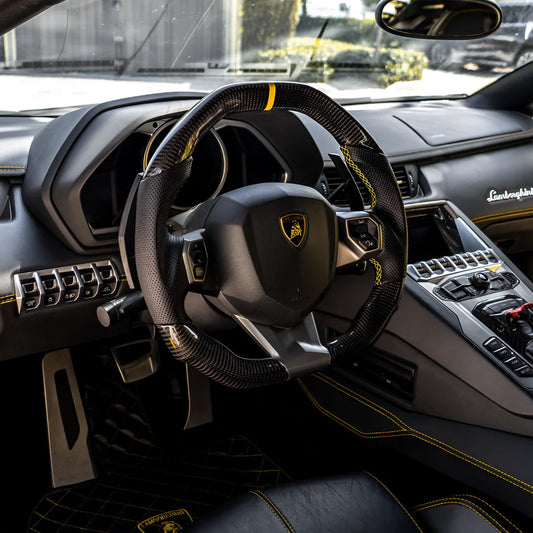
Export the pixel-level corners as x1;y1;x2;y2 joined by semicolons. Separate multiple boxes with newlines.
4;83;533;518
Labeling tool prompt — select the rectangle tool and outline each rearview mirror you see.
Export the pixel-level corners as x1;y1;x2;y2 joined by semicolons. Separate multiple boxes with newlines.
375;0;502;39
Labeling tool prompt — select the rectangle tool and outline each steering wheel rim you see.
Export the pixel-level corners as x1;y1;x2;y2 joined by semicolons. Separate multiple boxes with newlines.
134;82;407;389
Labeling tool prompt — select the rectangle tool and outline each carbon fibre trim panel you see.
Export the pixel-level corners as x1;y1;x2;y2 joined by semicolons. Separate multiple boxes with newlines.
159;325;288;389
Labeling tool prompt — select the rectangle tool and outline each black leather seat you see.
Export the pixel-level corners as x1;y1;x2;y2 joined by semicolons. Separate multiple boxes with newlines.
187;472;518;532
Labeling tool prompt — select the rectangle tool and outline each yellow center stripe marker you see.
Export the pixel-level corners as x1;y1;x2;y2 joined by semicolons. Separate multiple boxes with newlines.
264;83;276;111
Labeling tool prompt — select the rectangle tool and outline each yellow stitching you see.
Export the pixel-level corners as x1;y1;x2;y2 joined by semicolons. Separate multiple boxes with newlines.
257;490;296;533
413;499;509;533
29;489;71;532
364;471;423;533
0;293;15;300
29;512;108;532
369;258;382;286
250;490;295;533
317;373;533;492
412;497;509;532
0;297;15;305
314;374;409;429
264;83;276;111
299;380;407;438
472;207;533;225
313;373;533;496
340;145;376;208
181;137;195;161
0;165;26;170
452;494;523;533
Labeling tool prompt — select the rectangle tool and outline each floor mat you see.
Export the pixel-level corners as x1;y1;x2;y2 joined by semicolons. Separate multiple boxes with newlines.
29;367;290;532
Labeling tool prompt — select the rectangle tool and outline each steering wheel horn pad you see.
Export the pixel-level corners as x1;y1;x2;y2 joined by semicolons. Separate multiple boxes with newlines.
205;183;337;329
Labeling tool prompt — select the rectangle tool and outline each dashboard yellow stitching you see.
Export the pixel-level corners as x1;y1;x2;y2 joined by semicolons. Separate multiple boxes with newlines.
340;145;376;208
299;380;407;438
364;471;423;532
472;208;533;225
0;293;15;300
314;373;409;429
312;373;533;496
413;499;509;533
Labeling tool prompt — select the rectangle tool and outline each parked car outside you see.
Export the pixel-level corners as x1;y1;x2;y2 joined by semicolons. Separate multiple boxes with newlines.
428;0;533;70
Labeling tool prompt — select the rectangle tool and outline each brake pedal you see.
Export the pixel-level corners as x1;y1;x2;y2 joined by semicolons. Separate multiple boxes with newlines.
42;349;96;487
111;337;159;383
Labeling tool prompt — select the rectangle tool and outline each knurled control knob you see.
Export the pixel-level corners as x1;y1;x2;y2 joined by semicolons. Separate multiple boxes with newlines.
471;271;491;290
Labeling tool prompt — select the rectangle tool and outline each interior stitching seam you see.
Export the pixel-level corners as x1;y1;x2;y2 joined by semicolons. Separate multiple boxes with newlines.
249;490;295;533
309;373;533;496
413;499;510;533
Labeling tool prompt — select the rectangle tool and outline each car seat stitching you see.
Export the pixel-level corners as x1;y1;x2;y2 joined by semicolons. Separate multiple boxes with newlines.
451;494;523;532
363;471;423;532
413;499;509;533
249;490;295;533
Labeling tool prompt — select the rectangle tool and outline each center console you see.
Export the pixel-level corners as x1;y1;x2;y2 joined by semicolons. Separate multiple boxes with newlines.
406;203;533;390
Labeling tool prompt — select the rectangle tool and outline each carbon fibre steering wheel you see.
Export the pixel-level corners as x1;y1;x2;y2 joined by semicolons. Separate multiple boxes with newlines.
135;82;407;389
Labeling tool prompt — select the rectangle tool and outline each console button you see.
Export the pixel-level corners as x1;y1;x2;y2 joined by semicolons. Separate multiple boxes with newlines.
358;237;377;251
44;293;60;306
516;366;533;377
79;269;96;285
82;286;98;299
187;240;208;283
492;347;513;361
59;270;80;303
64;290;78;302
483;337;504;352
22;280;38;295
471;271;491;290
96;264;117;296
23;297;39;311
503;357;526;371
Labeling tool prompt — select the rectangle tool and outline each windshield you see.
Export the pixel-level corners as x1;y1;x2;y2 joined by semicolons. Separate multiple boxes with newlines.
0;0;529;111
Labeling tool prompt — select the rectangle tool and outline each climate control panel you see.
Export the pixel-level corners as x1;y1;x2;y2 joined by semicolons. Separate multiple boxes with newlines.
14;260;120;314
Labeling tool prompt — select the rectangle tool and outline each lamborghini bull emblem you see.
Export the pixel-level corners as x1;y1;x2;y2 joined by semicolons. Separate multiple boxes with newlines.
280;213;307;248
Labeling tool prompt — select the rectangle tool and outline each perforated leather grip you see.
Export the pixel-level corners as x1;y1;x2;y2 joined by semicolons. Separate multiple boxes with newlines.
327;146;407;361
135;82;407;388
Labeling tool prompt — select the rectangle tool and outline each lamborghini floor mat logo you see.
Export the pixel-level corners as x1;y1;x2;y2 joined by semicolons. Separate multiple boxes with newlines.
138;509;193;532
280;213;307;248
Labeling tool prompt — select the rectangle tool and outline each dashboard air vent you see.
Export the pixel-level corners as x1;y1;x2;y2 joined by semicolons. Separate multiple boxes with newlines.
322;162;419;208
392;165;411;197
323;166;351;208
